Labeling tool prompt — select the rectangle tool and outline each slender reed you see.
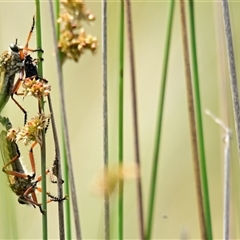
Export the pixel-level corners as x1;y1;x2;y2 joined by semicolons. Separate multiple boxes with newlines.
221;0;240;161
205;110;231;240
146;1;175;239
179;1;207;239
54;1;71;239
188;1;212;238
124;0;144;239
48;0;82;239
221;126;231;240
102;0;110;239
35;1;48;239
61;131;71;239
118;1;124;240
47;95;65;240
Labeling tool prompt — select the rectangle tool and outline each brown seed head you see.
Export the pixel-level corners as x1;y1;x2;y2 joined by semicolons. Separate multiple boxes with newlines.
58;0;97;63
22;78;51;99
12;113;50;146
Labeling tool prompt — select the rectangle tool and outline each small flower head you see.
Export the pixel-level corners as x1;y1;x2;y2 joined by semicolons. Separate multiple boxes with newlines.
22;78;51;99
61;0;95;23
58;0;97;63
7;128;20;142
14;113;50;146
92;164;139;197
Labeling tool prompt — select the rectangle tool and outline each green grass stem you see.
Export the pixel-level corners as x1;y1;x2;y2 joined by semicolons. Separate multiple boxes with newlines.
188;1;212;239
62;132;72;240
48;0;82;239
35;1;48;239
179;0;207;238
54;1;72;239
55;0;60;41
145;1;175;239
35;1;43;77
118;1;124;240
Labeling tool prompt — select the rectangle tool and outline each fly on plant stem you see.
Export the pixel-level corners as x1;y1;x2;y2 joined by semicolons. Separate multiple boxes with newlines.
15;52;64;185
6;113;62;184
0;116;66;214
0;16;43;123
0;40;24;113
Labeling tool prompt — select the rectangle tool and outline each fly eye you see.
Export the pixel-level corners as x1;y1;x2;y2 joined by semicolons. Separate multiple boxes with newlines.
9;43;20;53
18;196;28;205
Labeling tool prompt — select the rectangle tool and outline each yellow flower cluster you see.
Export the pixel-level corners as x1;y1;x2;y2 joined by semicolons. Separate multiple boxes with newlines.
58;0;97;63
7;113;50;146
22;78;51;99
92;164;139;196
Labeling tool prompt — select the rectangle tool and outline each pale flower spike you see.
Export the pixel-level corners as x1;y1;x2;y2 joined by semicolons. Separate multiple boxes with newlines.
6;128;20;142
22;78;51;99
8;113;51;146
58;0;97;63
92;163;139;197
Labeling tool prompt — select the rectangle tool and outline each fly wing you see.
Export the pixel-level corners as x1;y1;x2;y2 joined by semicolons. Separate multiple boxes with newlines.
0;130;24;173
0;130;11;167
0;52;12;112
0;130;13;184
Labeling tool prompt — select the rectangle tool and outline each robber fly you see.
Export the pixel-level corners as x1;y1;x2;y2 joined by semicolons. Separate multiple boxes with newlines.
0;17;43;123
0;41;24;113
0;116;66;213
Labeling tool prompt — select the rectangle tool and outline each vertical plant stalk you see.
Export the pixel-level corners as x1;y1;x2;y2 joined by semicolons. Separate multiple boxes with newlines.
102;0;110;239
221;0;240;160
146;1;175;239
48;0;82;239
179;1;207;239
35;2;44;76
54;1;71;239
61;129;71;239
213;2;230;125
47;95;65;240
205;111;231;240
188;1;212;239
124;0;144;239
118;1;124;240
35;1;48;239
223;128;231;240
53;1;68;239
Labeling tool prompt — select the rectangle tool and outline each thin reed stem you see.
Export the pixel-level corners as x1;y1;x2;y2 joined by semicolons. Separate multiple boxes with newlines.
124;0;144;239
146;1;175;239
179;1;207;239
205;111;231;240
102;0;110;239
54;1;71;239
188;1;212;238
118;1;124;240
47;95;65;240
221;0;240;162
62;130;71;240
48;0;82;239
222;127;231;240
50;1;67;239
55;0;60;40
35;1;48;239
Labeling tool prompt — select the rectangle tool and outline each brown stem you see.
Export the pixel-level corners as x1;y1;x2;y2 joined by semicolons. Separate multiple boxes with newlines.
124;0;144;239
47;94;65;240
179;0;207;239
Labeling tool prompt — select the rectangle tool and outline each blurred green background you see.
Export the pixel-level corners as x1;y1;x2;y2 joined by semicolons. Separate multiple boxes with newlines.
0;1;240;239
